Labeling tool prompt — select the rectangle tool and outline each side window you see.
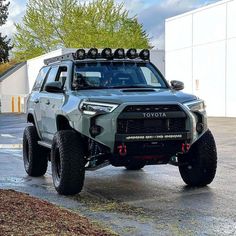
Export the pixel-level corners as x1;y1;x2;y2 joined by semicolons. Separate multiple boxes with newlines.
57;66;68;88
32;66;50;91
140;66;162;87
42;66;59;91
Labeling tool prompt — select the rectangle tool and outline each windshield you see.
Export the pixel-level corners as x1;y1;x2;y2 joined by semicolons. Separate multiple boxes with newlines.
73;61;167;90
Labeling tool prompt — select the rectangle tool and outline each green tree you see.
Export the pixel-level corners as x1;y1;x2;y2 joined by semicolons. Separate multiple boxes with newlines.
0;0;12;63
13;0;150;61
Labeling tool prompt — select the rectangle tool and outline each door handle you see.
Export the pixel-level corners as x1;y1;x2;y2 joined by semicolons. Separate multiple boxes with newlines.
45;100;50;105
34;99;39;104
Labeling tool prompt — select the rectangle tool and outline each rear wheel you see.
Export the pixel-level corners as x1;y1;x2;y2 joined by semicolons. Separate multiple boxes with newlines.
178;130;217;187
51;130;85;195
125;161;145;170
23;126;48;177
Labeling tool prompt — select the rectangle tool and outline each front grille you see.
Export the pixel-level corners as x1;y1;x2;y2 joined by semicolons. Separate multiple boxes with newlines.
117;118;186;134
117;105;187;134
123;105;181;113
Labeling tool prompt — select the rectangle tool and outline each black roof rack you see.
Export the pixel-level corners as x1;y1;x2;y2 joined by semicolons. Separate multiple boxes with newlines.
44;48;150;65
44;53;75;65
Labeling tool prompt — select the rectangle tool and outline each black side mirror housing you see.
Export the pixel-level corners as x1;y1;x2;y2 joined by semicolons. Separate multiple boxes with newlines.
45;81;63;93
170;80;184;91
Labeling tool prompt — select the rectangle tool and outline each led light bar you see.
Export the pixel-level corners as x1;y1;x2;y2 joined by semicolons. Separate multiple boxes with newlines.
44;48;151;65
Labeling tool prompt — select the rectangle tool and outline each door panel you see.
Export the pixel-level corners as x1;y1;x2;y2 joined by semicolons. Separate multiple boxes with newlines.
40;65;68;141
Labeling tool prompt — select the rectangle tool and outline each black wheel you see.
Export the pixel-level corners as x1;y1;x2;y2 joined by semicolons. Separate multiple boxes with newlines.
51;130;85;195
178;130;217;187
125;161;145;170
23;126;48;177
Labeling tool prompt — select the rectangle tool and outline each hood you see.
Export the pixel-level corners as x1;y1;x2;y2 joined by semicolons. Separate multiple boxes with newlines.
72;88;197;104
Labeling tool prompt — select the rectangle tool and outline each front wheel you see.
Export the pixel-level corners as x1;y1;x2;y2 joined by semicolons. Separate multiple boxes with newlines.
51;130;85;195
23;126;48;177
178;130;217;187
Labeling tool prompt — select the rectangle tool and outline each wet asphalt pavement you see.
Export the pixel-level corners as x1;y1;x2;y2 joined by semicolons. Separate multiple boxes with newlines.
0;113;236;236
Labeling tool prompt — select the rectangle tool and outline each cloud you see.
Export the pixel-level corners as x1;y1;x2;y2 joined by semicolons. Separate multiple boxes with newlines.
137;0;221;49
0;0;26;39
0;0;221;49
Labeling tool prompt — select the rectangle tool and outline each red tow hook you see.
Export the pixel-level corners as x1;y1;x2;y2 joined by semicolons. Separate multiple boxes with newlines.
117;144;127;157
182;143;190;153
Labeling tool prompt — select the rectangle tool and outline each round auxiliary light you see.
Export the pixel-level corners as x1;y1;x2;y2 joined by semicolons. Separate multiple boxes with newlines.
139;49;150;60
75;49;86;60
114;48;125;59
88;48;98;59
101;48;113;59
126;48;137;59
89;125;102;138
196;122;204;134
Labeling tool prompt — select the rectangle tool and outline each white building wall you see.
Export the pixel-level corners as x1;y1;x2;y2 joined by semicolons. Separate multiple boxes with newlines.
1;64;28;95
150;50;165;76
27;49;63;92
165;0;236;117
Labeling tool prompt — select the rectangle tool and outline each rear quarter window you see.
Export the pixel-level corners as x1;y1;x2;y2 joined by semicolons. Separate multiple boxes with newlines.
32;66;50;91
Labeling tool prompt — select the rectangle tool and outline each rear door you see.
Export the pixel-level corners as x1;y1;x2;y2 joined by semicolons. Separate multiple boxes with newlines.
29;66;51;136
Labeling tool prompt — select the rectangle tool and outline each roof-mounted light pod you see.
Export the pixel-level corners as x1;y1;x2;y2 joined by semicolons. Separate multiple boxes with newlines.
126;48;138;59
139;49;150;60
101;48;113;59
114;48;125;59
88;48;98;59
75;49;86;60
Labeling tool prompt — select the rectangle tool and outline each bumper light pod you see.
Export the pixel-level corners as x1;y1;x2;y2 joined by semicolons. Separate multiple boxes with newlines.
89;125;102;137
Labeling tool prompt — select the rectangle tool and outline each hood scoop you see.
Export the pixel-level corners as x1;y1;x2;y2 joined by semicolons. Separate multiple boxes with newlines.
122;89;156;93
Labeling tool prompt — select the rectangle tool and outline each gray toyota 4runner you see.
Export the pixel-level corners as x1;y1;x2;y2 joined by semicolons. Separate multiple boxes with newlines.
23;48;217;195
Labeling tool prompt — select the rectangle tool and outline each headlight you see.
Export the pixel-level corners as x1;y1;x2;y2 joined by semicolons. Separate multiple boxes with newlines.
184;100;206;113
80;101;119;115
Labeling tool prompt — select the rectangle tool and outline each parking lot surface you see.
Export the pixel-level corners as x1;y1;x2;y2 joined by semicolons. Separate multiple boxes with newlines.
0;113;236;235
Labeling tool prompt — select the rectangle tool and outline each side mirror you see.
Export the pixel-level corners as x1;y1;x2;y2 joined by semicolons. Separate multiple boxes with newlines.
170;80;184;91
45;81;63;93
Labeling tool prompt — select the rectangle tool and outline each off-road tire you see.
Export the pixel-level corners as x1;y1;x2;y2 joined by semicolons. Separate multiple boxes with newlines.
178;129;217;187
23;126;48;177
125;161;145;170
51;130;85;195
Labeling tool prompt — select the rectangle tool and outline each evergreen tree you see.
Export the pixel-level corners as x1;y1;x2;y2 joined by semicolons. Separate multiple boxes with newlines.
0;0;12;63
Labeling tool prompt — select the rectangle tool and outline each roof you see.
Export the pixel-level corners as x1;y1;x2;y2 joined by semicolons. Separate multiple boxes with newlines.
0;62;27;83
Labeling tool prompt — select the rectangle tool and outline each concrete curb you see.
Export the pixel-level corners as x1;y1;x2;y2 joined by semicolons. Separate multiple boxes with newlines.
0;144;23;149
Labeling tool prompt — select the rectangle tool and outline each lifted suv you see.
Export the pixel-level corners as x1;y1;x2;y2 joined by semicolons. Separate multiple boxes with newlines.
23;48;217;195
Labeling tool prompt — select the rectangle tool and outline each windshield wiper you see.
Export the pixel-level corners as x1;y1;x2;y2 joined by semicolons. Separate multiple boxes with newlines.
108;85;164;89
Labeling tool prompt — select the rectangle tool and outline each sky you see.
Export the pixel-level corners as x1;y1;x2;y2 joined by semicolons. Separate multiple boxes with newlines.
1;0;221;49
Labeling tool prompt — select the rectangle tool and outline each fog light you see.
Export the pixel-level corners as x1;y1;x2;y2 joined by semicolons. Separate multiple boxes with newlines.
75;49;86;60
89;125;102;137
196;122;204;133
88;48;98;59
